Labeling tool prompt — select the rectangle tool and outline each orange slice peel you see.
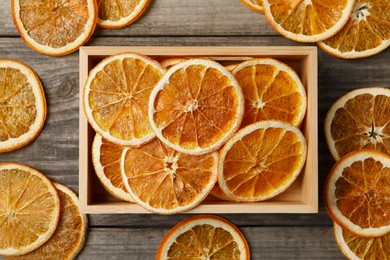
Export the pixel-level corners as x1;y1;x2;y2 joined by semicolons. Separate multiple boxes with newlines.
149;59;245;155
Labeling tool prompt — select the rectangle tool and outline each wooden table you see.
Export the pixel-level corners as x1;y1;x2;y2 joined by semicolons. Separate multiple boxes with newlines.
1;1;389;259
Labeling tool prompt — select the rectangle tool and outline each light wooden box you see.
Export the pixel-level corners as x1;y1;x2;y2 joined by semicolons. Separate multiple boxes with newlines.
79;46;318;214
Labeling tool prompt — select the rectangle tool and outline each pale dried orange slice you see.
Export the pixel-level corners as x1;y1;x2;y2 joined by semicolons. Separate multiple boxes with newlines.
121;139;218;214
225;64;238;72
97;0;150;29
241;0;264;13
92;133;134;202
263;0;355;42
325;87;390;160
324;149;390;237
0;163;60;256
156;215;250;259
232;58;307;128
149;59;244;155
5;183;88;259
318;0;390;59
0;59;46;153
218;120;307;202
210;183;230;201
334;223;390;260
12;0;97;56
160;58;188;70
83;53;165;146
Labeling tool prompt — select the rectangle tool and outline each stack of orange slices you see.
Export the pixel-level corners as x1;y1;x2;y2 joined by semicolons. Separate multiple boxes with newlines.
0;163;87;258
241;0;389;59
324;87;390;258
85;53;308;214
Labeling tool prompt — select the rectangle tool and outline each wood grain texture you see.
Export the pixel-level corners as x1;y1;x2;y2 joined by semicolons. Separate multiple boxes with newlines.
78;226;344;259
1;0;389;256
1;0;273;37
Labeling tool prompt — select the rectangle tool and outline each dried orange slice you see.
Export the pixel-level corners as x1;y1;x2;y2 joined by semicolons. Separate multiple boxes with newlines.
97;0;150;29
324;149;390;237
83;53;165;146
232;58;307;128
92;133;134;202
263;0;355;42
334;223;390;260
325;87;390;160
121;139;218;214
318;0;390;59
241;0;264;13
12;0;97;56
149;59;244;155
225;64;238;72
160;58;188;70
156;215;250;259
218;120;307;202
210;183;230;201
5;183;88;259
0;163;60;256
0;59;46;153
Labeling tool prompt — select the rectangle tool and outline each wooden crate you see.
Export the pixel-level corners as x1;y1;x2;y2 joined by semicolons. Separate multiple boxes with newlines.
79;46;318;214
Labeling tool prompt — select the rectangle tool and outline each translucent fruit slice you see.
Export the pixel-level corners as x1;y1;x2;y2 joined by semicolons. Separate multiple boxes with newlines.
218;120;307;202
12;0;97;56
92;133;134;202
334;223;390;260
210;183;231;201
156;215;250;260
318;0;390;59
0;59;46;153
5;183;88;259
324;87;390;160
324;149;390;237
149;59;245;155
159;58;188;70
83;53;165;146
263;0;355;42
0;163;60;256
232;58;307;128
97;0;151;29
240;0;264;13
121;139;218;214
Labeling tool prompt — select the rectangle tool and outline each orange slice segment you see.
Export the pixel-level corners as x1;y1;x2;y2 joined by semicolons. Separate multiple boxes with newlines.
318;0;390;59
149;59;245;155
324;150;390;237
159;58;188;70
5;183;88;259
0;59;46;153
334;223;390;260
263;0;355;42
92;133;134;202
156;215;250;260
325;87;390;160
210;183;231;201
218;120;307;202
121;139;218;214
12;0;97;56
97;0;150;29
241;0;264;13
232;58;307;128
0;163;60;256
83;53;165;146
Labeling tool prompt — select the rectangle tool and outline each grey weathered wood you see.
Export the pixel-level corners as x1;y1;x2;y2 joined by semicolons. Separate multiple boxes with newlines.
1;0;274;37
1;0;389;255
0;37;389;230
78;226;344;259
